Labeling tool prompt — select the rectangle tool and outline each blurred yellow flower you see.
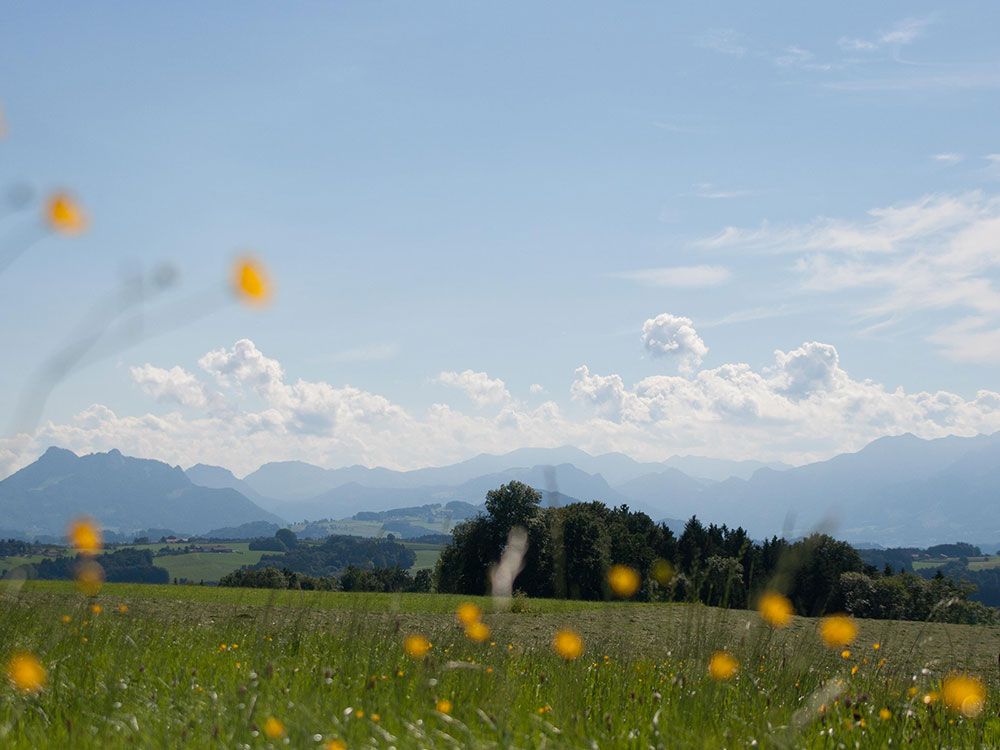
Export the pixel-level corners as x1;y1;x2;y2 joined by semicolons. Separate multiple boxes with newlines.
436;699;452;714
60;615;71;624
552;629;584;660
232;255;271;305
263;717;284;738
118;605;128;613
91;605;102;615
607;565;640;598
841;650;851;659
651;559;674;586
46;192;87;234
879;708;891;720
465;622;490;643
923;692;939;705
5;652;46;694
68;517;102;556
326;741;347;750
757;591;793;628
943;673;986;718
818;614;857;648
73;560;105;596
403;634;431;659
456;602;482;626
708;651;739;681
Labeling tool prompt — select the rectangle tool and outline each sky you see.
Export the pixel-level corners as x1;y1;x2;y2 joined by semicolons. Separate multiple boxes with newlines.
2;1;1000;477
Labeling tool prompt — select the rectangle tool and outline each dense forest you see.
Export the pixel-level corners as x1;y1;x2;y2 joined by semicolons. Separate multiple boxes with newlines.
434;481;998;625
244;531;415;577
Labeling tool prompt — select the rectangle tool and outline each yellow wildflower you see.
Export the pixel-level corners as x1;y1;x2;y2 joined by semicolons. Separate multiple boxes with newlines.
456;602;482;626
403;634;431;659
232;255;271;305
46;192;87;234
818;614;857;648
607;564;640;597
5;652;46;694
68;517;102;556
942;673;986;718
552;629;584;660
73;560;105;596
708;651;739;681
465;622;490;643
757;591;793;628
879;708;891;720
262;717;284;738
436;699;452;714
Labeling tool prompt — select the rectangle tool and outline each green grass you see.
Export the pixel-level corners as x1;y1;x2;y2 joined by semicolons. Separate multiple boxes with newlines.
912;556;1000;572
402;542;445;572
2;543;281;584
2;582;1000;748
968;557;1000;571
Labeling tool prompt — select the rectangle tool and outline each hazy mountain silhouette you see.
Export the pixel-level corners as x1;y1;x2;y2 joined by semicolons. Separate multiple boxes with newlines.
239;446;787;502
0;447;284;538
185;463;273;505
11;432;1000;546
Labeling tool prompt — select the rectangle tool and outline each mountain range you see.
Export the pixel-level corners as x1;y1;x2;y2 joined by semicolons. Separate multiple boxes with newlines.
2;434;1000;547
0;447;282;538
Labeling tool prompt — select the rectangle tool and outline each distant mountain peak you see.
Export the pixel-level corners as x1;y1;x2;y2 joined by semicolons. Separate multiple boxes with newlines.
41;446;77;460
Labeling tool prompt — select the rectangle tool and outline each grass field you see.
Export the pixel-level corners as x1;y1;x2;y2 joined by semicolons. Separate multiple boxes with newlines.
402;542;446;572
2;539;443;584
2;581;1000;748
912;555;1000;572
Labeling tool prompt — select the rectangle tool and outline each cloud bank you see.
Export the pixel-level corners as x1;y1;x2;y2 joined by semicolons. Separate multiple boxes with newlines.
3;334;1000;479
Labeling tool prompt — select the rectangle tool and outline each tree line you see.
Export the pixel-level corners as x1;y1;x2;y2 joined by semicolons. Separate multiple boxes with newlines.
433;481;998;624
219;564;432;593
33;548;169;584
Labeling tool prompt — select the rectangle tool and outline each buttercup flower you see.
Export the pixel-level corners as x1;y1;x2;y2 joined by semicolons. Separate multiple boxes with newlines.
818;614;857;648
607;565;640;598
5;652;46;694
708;651;739;681
758;591;793;628
942;672;986;718
403;634;431;659
553;629;584;660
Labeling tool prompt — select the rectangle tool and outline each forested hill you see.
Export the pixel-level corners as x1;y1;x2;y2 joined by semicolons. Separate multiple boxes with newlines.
434;481;999;625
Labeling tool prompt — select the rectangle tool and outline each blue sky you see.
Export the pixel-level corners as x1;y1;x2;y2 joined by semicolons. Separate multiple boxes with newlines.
2;2;1000;475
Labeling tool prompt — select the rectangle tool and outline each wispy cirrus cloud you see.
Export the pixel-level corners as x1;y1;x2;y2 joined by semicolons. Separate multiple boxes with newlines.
698;191;1000;362
933;153;965;165
696;28;746;57
612;265;731;288
690;182;767;199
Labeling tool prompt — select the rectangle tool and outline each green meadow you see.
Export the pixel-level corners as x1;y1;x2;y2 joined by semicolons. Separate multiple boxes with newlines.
1;540;446;586
2;581;999;748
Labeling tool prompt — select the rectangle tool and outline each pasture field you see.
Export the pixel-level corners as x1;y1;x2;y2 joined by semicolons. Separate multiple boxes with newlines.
912;555;1000;572
402;542;446;572
2;582;1000;748
1;539;444;585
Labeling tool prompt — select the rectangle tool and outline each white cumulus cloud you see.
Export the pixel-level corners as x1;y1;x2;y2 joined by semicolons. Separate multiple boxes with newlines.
435;370;511;407
641;314;708;375
4;338;1000;481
